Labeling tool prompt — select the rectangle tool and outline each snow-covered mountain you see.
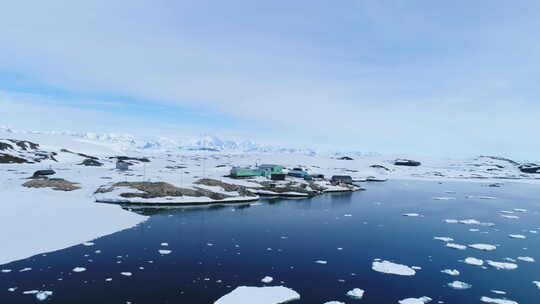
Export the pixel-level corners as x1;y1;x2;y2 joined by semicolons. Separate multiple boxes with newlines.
0;126;319;155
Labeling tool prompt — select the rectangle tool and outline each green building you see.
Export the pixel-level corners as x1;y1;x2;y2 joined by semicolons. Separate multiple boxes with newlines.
230;164;284;178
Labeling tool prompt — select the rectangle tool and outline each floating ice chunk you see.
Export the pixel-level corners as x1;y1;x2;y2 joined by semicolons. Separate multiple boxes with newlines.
448;281;472;290
120;272;132;276
398;296;432;304
412;266;422;270
161;242;169;246
346;288;365;299
72;267;86;272
372;260;416;276
446;243;466;250
533;281;540;289
469;244;497;251
445;219;458;224
505;258;517;262
441;269;460;276
403;213;421;217
323;302;345;304
464;257;484;266
315;260;327;264
82;242;94;246
344;214;352;217
513;209;527;212
491;290;507;295
480;296;518;304
466;195;496;200
19;267;32;272
486;260;518;270
500;211;514;214
36;291;53;301
261;276;273;283
158;249;172;255
8;287;17;292
517;256;535;262
530;230;538;234
1;269;12;273
501;215;519;219
508;234;526;239
214;286;300;304
434;197;456;200
105;278;112;282
23;290;39;294
459;219;494;226
434;237;454;242
469;229;480;232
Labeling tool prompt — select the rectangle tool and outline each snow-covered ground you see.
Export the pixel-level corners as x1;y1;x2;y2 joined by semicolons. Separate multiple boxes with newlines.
1;128;539;268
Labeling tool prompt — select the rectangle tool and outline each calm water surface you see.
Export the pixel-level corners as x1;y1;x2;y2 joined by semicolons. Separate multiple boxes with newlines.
2;180;539;303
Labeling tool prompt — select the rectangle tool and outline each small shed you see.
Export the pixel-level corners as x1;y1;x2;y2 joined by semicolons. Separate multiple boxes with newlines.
270;173;286;181
288;169;311;179
116;160;132;171
331;175;353;184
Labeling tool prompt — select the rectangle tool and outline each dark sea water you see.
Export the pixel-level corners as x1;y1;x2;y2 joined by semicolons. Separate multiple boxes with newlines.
1;180;539;303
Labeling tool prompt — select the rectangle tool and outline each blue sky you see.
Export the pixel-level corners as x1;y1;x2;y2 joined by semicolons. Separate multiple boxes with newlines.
1;1;539;159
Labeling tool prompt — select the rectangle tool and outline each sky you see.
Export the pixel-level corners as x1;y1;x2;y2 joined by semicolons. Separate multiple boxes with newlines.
0;0;539;159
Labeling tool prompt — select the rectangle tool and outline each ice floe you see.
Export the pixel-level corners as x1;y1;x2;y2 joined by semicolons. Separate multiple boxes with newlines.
372;260;416;276
517;256;535;262
19;267;32;272
214;286;300;304
120;272;132;276
434;237;454;242
398;296;432;304
533;281;540;289
468;244;497;251
513;208;527;212
315;260;327;264
480;296;518;304
459;219;494;226
72;267;86;272
403;213;421;217
508;234;526;239
158;249;172;255
82;242;94;246
491;290;507;295
501;215;519;219
261;276;273;283
160;242;168;246
346;288;365;299
486;260;518;270
433;197;456;200
36;291;53;301
446;243;466;250
323;302;345;304
464;257;484;266
1;269;12;273
445;219;459;223
441;269;460;276
448;281;472;290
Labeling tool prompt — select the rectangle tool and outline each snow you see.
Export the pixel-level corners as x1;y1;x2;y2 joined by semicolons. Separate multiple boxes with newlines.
398;296;432;304
464;257;484;266
486;260;518;270
346;288;365;299
446;243;466;250
261;276;273;283
468;244;497;251
72;267;86;272
480;296;518;304
448;281;472;290
214;286;300;304
372;260;416;276
441;269;460;276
